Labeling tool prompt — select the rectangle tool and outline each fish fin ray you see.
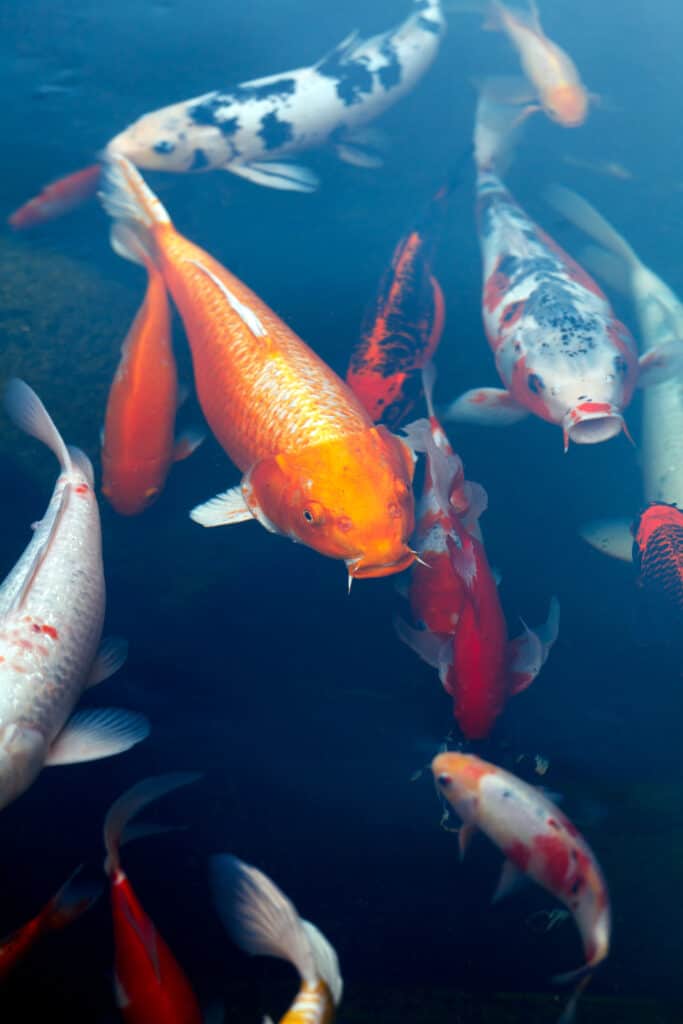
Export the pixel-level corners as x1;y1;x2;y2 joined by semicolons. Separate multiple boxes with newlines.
442;387;529;426
5;379;71;472
190;486;254;527
579;517;633;561
301;920;343;1005
87;636;128;687
173;428;206;462
45;708;149;767
225;161;319;193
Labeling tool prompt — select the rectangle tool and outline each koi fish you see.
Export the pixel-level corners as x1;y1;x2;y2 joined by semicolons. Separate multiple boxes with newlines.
211;854;343;1024
0;868;101;981
397;370;558;738
101;249;204;516
104;773;202;1024
444;83;682;450
545;187;683;574
432;751;610;1020
8;164;101;229
0;380;148;810
100;155;416;581
346;177;451;428
8;2;445;227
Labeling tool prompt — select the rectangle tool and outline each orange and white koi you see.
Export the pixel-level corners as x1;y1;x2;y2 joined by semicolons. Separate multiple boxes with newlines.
445;84;683;449
101;250;203;516
8;165;101;229
99;154;416;581
0;868;101;981
346;178;451;428
433;751;610;1019
104;773;202;1024
211;854;342;1024
397;369;558;738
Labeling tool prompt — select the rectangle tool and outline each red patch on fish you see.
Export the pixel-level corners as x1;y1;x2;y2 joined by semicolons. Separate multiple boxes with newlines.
533;833;570;890
41;625;58;640
74;484;89;496
483;264;510;313
506;840;531;871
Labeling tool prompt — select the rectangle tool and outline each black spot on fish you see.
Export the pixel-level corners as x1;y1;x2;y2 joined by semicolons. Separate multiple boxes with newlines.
232;77;297;101
189;148;209;170
189;99;221;126
153;140;175;155
218;116;239;137
377;40;402;91
318;50;374;107
418;14;442;33
614;354;629;376
527;373;544;394
257;111;294;151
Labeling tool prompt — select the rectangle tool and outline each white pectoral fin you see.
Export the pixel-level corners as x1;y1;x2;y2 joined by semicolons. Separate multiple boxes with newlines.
492;859;526;904
45;708;150;766
335;141;383;169
173;427;206;462
190;485;254;528
442;388;529;426
87;636;128;687
579;517;633;562
226;160;319;193
508;596;560;695
638;341;683;387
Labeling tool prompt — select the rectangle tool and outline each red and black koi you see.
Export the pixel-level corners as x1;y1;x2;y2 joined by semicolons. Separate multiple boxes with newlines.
346;179;453;428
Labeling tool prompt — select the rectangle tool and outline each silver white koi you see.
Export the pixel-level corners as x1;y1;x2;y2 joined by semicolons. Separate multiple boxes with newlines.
105;0;445;192
444;82;683;449
0;381;148;811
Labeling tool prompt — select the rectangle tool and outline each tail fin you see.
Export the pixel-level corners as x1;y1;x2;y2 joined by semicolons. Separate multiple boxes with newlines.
99;154;170;267
474;77;536;173
301;921;343;1006
103;772;200;875
44;865;103;932
210;855;319;985
544;185;638;268
5;379;72;475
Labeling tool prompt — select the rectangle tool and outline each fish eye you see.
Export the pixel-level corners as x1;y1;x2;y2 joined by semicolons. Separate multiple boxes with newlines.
437;774;451;788
302;501;325;526
153;140;175;155
527;372;545;394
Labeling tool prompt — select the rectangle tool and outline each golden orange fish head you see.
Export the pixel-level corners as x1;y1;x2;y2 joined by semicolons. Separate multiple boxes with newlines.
544;83;588;127
247;426;416;578
101;458;165;516
431;751;494;803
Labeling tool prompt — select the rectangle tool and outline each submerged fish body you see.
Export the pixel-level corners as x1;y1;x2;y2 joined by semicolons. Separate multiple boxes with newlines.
347;177;450;427
100;155;416;579
0;383;147;810
432;752;610;979
106;0;445;191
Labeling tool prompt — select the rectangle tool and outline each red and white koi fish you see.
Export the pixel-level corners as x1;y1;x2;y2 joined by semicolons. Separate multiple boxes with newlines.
8;164;102;230
444;83;683;450
432;751;610;1019
104;773;202;1024
473;1;590;127
0;868;101;981
346;177;452;428
100;155;416;582
101;248;204;516
0;381;148;811
397;370;558;738
211;854;343;1024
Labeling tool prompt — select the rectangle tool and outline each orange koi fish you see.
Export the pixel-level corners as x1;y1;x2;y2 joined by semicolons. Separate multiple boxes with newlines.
100;154;416;580
101;252;203;516
211;854;342;1024
346;179;451;428
8;165;102;229
104;773;202;1024
460;1;590;127
0;868;101;981
433;751;610;1021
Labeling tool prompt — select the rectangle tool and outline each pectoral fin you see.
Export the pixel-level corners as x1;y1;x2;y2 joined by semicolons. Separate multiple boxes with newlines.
442;388;529;426
173;427;205;462
190;486;254;527
45;709;149;765
638;341;683;387
335;141;383;169
579;517;633;562
87;636;128;687
492;859;526;903
226;160;319;193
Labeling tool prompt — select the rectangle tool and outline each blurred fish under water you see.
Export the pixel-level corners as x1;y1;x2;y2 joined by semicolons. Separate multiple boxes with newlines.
1;1;683;1023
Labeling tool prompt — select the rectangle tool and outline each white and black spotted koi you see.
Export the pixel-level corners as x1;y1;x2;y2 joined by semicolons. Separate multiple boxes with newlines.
444;81;683;450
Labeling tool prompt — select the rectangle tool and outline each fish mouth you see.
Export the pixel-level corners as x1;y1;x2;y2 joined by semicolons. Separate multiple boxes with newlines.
562;404;625;448
346;548;416;580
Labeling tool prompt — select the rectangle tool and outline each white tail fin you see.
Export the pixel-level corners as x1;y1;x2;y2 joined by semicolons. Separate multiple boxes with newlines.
100;154;170;267
474;77;535;172
544;185;638;267
301;920;343;1006
210;855;317;985
103;772;200;875
5;379;71;474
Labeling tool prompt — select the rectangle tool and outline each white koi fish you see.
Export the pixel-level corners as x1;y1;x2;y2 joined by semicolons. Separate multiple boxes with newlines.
0;381;149;810
211;855;343;1024
547;185;683;556
104;0;445;192
432;751;610;1022
444;81;683;449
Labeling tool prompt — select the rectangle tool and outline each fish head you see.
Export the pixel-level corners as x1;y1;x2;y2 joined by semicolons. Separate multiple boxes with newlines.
431;751;492;820
246;428;416;579
544;83;588;128
101;462;164;517
0;724;45;810
106;107;200;172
